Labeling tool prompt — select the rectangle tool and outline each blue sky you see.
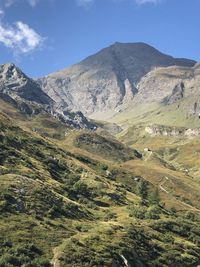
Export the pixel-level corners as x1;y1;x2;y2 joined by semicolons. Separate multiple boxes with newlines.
0;0;199;77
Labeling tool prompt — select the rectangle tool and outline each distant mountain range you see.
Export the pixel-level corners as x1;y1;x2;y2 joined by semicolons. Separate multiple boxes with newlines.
38;42;196;119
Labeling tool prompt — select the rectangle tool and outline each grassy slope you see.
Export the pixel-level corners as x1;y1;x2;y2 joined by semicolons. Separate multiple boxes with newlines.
117;122;200;209
65;130;141;162
110;100;200;129
0;99;70;139
0;101;200;266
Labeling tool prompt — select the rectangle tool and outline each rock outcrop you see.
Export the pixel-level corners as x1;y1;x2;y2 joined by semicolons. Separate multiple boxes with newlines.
145;125;200;138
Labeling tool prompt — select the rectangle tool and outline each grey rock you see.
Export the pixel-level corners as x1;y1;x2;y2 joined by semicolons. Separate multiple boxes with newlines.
38;42;196;118
0;63;52;105
0;63;96;129
135;62;200;115
144;124;200;138
163;82;185;105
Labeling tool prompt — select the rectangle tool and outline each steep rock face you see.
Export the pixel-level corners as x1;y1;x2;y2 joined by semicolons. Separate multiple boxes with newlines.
163;82;185;105
0;63;52;105
0;63;96;129
135;63;200;115
38;42;195;118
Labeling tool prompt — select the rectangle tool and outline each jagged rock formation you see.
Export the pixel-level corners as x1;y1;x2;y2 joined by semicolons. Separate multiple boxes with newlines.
0;63;96;129
0;63;52;105
38;42;196;118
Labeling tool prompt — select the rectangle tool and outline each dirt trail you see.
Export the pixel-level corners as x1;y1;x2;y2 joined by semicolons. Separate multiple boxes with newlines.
159;176;200;213
51;247;61;267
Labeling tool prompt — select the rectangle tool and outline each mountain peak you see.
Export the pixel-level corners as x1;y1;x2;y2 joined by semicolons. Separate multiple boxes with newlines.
0;63;26;80
0;63;52;105
39;43;196;118
111;41;155;48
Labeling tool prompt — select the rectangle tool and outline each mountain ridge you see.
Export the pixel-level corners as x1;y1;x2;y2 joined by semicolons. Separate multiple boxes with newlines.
38;42;196;118
0;63;96;129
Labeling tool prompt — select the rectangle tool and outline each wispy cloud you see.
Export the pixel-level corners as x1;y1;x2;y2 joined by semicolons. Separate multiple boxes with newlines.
0;21;44;54
2;0;40;8
74;0;163;8
134;0;162;5
3;0;163;9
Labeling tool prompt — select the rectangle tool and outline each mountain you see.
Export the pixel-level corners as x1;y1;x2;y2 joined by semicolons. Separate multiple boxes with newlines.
38;42;196;119
113;62;200;130
1;46;200;267
0;63;96;129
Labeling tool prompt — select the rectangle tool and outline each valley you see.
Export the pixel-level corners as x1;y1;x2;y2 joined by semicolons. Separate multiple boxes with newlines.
0;42;200;267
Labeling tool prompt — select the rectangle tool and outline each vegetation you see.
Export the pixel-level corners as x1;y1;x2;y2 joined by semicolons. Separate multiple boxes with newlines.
0;103;200;267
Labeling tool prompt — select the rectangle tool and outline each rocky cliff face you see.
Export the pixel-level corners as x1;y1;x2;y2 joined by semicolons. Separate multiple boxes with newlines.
0;63;52;105
0;63;96;129
38;42;196;118
135;62;200;116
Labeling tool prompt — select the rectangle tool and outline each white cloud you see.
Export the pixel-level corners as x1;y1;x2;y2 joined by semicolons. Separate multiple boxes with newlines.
76;0;94;7
75;0;163;6
0;0;45;55
0;21;44;53
135;0;162;5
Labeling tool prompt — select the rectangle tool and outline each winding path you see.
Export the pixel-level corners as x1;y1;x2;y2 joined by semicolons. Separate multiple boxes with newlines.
158;176;200;213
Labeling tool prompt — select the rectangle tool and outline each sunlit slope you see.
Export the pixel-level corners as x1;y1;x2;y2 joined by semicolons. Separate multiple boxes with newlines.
117;123;200;212
111;100;200;130
111;63;200;129
1;109;200;266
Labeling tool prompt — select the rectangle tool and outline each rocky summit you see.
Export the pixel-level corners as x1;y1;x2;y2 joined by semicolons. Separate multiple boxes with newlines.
0;63;95;129
38;42;196;119
0;63;52;105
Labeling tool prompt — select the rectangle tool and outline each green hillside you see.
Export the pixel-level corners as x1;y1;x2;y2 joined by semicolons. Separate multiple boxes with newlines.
0;101;200;266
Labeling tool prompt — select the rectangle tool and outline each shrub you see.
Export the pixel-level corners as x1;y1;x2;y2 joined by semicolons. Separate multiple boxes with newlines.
184;211;195;220
145;205;160;220
129;205;147;219
149;188;160;205
137;180;148;202
73;181;90;197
